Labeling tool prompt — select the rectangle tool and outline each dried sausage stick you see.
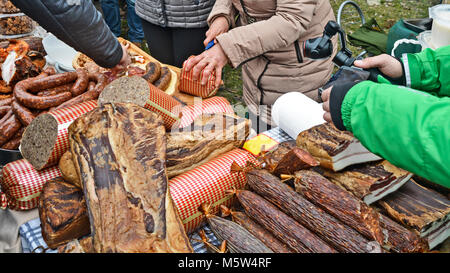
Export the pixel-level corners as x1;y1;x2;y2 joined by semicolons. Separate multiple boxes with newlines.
0;110;21;146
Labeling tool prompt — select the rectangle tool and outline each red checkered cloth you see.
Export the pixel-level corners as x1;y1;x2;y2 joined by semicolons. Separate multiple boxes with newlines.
1;159;62;210
177;96;234;129
32;100;98;170
179;56;219;98
144;83;183;129
169;148;258;234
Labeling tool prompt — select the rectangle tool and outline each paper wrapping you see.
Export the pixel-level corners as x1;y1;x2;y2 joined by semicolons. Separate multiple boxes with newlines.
178;56;218;98
271;92;326;140
144;83;183;129
22;100;98;170
1;159;62;210
178;96;234;128
169;148;258;234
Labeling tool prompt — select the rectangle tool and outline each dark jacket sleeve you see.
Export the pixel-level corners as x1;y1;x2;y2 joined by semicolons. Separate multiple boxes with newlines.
11;0;122;68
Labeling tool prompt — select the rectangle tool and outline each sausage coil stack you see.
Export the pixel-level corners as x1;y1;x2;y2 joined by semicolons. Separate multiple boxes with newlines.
0;68;106;150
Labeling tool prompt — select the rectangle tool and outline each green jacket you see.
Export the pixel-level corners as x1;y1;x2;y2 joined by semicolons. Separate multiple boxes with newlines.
340;46;450;188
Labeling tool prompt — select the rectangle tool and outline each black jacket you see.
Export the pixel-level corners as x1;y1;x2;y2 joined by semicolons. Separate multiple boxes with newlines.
11;0;122;68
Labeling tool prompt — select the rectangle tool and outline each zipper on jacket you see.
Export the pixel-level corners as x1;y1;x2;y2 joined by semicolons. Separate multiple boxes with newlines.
294;41;303;63
257;55;271;106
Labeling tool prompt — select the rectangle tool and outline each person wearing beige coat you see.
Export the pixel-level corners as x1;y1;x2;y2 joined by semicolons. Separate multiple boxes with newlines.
184;0;337;132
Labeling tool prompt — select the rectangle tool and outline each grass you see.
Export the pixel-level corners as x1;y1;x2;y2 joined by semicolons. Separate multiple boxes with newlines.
111;0;439;106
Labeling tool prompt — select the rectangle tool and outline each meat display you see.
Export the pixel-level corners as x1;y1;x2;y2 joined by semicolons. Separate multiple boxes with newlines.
38;177;90;249
166;113;250;178
68;103;192;252
296;122;382;171
378;180;450;249
293;170;385;245
319;160;413;205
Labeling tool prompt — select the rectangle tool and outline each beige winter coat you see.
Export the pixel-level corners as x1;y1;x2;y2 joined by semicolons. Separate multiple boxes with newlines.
208;0;337;125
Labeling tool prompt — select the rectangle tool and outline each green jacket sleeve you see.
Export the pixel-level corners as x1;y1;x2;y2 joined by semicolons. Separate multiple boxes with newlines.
401;45;450;96
341;81;450;188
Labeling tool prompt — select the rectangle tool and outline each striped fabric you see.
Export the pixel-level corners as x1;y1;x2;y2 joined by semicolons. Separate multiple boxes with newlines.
18;127;293;253
1;160;61;210
178;56;219;98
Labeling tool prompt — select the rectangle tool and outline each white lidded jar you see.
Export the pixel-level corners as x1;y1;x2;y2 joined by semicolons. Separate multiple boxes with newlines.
429;4;450;48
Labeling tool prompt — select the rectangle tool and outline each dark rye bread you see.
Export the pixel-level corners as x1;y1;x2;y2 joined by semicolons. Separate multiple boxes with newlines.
69;103;192;253
20;113;58;170
38;177;90;249
97;76;149;107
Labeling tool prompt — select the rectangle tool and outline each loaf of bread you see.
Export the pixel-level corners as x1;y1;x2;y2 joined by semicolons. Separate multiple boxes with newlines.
38;177;90;249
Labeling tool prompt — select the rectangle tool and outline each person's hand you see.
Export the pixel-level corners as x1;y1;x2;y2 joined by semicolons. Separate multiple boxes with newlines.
184;43;229;87
204;16;229;47
353;54;403;79
321;86;333;123
111;42;131;75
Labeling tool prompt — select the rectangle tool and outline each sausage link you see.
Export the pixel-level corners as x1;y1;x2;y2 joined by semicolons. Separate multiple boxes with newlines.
154;66;171;90
0;110;21;146
53;89;98;111
28;71;77;92
13;73;76;110
1;126;24;150
89;72;107;95
37;83;73;96
11;100;35;126
52;73;106;111
0;105;11;117
0;80;12;94
0;97;13;107
1;136;21;150
143;61;161;84
71;68;89;96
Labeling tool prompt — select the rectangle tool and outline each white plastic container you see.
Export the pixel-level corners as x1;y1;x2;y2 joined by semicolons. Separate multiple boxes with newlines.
417;31;436;49
429;4;450;48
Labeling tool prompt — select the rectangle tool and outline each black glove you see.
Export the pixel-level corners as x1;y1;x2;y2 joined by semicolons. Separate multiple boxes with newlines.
329;80;362;131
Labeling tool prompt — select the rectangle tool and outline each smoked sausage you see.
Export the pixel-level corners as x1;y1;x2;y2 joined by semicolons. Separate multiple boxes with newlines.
71;68;89;96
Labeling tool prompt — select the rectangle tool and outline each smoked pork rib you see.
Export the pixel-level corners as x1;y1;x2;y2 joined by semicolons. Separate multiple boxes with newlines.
378;180;450;250
69;103;192;253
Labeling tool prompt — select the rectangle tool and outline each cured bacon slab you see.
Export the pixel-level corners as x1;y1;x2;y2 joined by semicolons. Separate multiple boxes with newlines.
319;160;412;204
379;214;428;253
166;113;250;178
296;122;381;172
378;180;450;250
69;103;192;253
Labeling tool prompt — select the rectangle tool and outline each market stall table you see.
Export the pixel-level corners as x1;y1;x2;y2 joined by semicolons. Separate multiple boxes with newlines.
16;127;292;253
